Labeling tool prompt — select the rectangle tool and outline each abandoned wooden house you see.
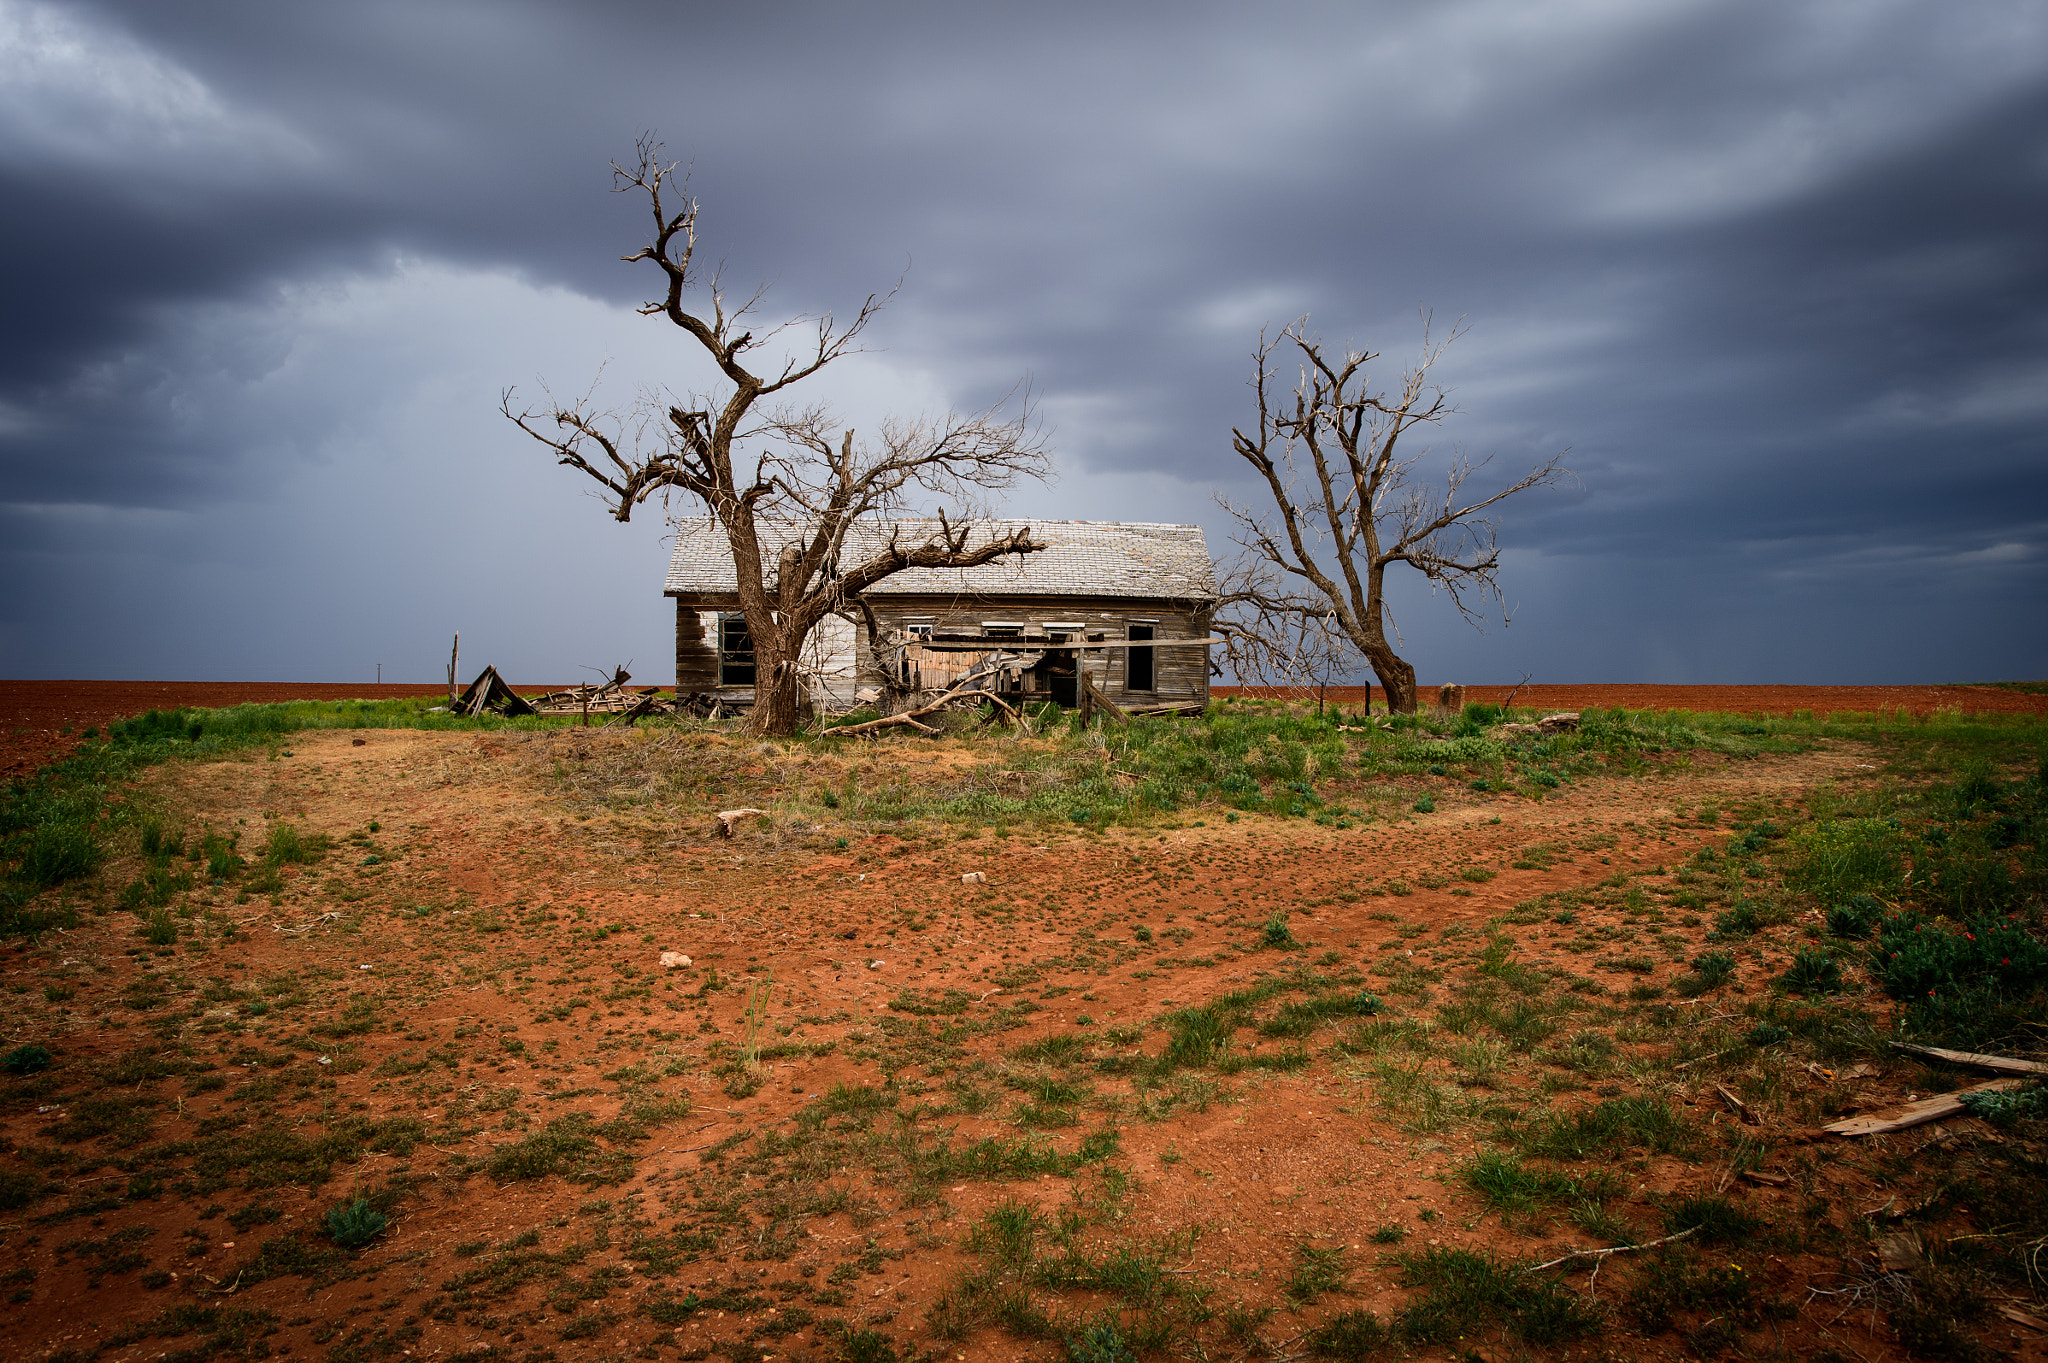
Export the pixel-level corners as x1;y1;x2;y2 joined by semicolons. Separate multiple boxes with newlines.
664;519;1220;713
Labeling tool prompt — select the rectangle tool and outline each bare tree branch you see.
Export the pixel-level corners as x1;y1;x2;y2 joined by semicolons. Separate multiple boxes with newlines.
506;136;1054;735
1216;316;1572;713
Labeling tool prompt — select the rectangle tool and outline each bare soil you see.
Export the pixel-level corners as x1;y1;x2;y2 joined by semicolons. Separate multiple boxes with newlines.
7;715;2040;1361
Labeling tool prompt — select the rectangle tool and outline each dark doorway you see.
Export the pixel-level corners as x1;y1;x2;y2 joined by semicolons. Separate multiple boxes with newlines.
1126;625;1155;691
1044;650;1077;708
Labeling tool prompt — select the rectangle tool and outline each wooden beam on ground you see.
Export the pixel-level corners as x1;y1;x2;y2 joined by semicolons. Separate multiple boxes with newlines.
1080;669;1127;725
1821;1079;2022;1138
1888;1042;2048;1077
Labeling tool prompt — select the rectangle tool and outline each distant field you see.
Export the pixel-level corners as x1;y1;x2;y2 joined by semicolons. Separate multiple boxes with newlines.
1217;681;2048;718
6;679;2046;785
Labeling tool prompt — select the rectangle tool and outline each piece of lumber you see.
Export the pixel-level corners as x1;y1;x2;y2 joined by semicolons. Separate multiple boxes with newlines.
1888;1041;2048;1077
1821;1078;2021;1137
712;808;768;838
1080;670;1128;725
1715;1084;1758;1125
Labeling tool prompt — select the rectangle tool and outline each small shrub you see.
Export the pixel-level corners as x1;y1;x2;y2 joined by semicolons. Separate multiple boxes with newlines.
1824;894;1884;939
139;912;179;945
1710;898;1784;938
1777;946;1843;995
1412;795;1436;813
1679;950;1736;995
1960;1084;2048;1127
323;1197;389;1249
3;1044;53;1074
1067;1323;1132;1363
1744;1022;1789;1047
264;824;329;866
1260;914;1298;949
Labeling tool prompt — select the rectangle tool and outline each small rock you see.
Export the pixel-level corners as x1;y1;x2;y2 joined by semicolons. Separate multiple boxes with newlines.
1875;1231;1923;1271
960;871;987;885
659;952;693;969
351;738;367;746
868;960;886;970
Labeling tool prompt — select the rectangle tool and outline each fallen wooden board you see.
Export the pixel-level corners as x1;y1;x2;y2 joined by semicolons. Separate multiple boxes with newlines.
1822;1078;2022;1137
1889;1041;2048;1077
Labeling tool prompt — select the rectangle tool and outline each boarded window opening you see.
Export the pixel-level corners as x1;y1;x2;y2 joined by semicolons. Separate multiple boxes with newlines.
719;614;756;686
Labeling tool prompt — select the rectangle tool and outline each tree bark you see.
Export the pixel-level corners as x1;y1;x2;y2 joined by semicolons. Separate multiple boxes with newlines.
749;650;809;737
1362;644;1417;714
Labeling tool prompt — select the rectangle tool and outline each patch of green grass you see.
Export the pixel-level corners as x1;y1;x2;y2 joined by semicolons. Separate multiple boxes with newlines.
1460;1150;1619;1219
1661;1196;1764;1245
1504;1096;1695;1162
1284;1239;1346;1305
1393;1245;1603;1347
1304;1309;1391;1360
484;1114;637;1186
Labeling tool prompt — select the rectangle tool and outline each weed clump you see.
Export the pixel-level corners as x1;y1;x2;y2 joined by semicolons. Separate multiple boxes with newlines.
1825;894;1885;939
1394;1246;1602;1346
3;1043;53;1074
1305;1309;1392;1359
323;1197;389;1249
1776;946;1844;995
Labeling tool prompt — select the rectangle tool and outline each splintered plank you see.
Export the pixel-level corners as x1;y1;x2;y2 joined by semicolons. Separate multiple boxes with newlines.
1822;1079;2021;1138
1888;1041;2048;1077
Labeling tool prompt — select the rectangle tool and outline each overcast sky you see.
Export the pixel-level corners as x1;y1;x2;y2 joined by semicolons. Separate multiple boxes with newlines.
3;0;2043;686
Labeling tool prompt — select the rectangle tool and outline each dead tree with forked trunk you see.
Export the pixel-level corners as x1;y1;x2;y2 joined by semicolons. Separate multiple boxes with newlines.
504;137;1051;737
1217;318;1570;715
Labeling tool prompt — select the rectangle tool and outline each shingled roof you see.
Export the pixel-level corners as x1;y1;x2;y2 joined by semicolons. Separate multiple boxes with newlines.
664;518;1217;602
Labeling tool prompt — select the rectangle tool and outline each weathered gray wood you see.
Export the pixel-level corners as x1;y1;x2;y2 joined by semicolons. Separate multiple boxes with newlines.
1821;1079;2021;1137
1889;1042;2048;1076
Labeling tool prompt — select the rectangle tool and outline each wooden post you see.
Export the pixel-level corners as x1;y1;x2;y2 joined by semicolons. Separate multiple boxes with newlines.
448;633;460;705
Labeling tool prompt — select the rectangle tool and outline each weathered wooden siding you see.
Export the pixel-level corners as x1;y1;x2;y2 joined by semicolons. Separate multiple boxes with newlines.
675;592;1212;708
850;594;1213;704
674;598;718;691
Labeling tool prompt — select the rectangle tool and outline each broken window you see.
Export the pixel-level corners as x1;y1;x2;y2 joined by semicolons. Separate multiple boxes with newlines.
718;614;756;686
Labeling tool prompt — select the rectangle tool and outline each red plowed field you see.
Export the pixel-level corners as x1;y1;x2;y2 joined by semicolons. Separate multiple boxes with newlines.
1218;681;2048;718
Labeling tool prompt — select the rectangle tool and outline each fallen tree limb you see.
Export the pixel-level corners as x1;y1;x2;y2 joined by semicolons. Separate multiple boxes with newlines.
1888;1041;2048;1077
1526;1226;1697;1297
1822;1078;2022;1137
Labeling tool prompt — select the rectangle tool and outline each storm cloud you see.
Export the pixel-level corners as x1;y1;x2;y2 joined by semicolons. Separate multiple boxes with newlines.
3;0;2043;683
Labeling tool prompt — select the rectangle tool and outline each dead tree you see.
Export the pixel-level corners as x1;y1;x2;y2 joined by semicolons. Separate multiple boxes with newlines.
1217;558;1359;714
1218;318;1569;714
505;137;1052;737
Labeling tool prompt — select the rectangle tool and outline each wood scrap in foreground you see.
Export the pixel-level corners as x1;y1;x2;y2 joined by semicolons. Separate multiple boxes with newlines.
1822;1078;2022;1138
1889;1041;2048;1077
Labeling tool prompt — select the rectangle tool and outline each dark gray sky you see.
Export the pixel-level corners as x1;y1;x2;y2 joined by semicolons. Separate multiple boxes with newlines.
3;0;2043;684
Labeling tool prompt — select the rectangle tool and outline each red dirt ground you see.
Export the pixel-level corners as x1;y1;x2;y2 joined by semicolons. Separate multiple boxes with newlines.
5;718;2045;1361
